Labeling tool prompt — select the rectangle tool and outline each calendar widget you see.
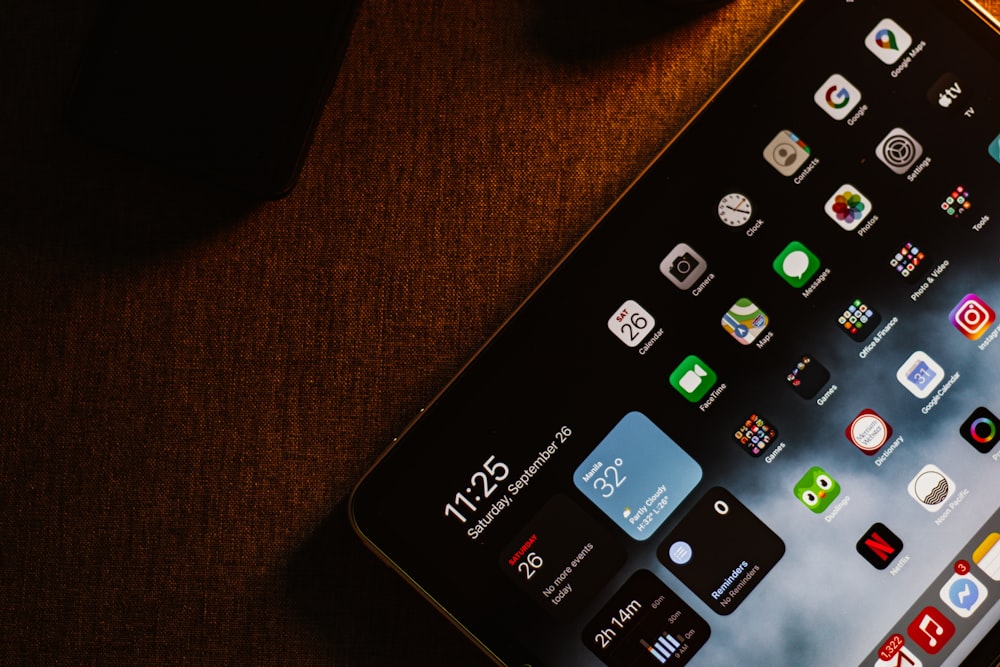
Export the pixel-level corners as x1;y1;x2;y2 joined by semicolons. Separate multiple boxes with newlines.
574;412;702;541
499;495;626;619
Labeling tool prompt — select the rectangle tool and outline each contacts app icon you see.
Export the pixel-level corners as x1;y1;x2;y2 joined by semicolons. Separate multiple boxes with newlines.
763;130;810;176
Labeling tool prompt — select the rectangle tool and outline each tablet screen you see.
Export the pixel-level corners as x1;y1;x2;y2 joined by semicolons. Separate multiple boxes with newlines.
352;1;1000;664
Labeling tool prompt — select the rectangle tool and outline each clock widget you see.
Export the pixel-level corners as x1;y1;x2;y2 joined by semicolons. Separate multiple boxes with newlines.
718;193;753;227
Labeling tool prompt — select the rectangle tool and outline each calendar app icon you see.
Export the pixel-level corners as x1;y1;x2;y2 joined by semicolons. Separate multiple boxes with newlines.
608;300;656;348
896;351;944;399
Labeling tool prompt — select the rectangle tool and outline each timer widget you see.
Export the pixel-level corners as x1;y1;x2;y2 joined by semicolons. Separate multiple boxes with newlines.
583;569;710;666
574;412;701;541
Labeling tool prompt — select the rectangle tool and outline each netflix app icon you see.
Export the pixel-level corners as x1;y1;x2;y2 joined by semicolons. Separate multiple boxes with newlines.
857;523;904;570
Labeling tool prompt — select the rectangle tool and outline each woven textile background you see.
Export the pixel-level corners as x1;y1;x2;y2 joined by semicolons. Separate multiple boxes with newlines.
7;0;990;665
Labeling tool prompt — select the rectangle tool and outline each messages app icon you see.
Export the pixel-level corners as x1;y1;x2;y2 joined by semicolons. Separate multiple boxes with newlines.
574;412;702;541
773;241;820;288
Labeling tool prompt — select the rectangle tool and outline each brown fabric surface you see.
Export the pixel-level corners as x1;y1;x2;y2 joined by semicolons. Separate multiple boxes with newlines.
7;0;975;664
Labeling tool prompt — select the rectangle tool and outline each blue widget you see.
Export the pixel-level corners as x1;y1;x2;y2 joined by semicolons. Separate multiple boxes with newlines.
574;412;702;541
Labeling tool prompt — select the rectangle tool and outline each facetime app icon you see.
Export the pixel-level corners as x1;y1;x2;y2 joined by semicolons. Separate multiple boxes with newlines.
669;355;717;403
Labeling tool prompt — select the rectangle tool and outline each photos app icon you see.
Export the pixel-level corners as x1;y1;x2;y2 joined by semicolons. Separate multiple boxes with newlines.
825;185;871;231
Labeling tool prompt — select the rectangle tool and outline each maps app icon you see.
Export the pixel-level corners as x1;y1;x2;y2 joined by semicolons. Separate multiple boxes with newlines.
721;298;769;345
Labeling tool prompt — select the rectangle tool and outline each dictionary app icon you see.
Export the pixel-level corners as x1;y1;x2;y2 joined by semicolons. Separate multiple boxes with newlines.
656;487;784;615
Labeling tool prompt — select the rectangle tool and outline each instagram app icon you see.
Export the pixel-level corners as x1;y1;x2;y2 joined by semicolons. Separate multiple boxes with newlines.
949;294;996;340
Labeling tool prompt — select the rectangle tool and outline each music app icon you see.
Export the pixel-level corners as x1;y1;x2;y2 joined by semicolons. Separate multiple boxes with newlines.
906;606;955;655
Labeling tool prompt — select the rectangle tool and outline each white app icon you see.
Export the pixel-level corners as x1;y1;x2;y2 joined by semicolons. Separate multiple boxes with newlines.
940;572;988;618
814;74;862;120
866;18;914;65
824;184;872;231
974;533;1000;581
896;350;944;398
907;464;955;512
608;300;656;348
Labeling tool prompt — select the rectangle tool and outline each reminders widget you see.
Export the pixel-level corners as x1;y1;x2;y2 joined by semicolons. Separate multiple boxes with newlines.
574;412;702;541
583;570;710;667
657;488;784;615
499;494;626;619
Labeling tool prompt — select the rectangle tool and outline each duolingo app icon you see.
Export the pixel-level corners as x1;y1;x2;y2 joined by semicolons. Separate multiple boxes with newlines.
773;241;820;288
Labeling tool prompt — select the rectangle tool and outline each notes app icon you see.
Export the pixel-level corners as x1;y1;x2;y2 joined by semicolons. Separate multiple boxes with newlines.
974;532;1000;581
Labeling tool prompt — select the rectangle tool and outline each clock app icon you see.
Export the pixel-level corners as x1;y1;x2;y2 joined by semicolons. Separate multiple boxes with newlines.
718;193;753;227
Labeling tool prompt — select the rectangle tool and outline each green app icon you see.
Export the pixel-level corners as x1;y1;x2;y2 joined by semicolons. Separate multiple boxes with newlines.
669;355;717;403
793;466;841;514
773;241;821;288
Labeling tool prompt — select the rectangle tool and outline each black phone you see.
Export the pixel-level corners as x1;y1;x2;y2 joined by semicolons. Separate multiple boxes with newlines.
352;0;1000;665
67;0;359;199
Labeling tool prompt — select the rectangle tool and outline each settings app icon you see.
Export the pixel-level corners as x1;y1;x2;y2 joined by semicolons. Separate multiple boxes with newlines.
876;128;923;174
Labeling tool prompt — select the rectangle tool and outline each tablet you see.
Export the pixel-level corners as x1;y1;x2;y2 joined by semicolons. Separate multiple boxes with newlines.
350;1;1000;664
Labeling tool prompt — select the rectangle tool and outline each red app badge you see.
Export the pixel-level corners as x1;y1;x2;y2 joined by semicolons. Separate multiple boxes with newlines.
906;606;955;654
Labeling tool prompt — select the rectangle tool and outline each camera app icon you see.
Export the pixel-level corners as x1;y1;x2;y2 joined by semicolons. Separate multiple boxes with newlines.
949;293;995;340
659;243;707;290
